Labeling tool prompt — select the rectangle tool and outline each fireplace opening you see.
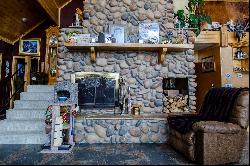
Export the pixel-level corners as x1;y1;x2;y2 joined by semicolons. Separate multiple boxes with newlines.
71;72;119;109
162;78;189;113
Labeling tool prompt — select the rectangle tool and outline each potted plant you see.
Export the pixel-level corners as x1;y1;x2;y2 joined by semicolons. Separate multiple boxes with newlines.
175;0;212;36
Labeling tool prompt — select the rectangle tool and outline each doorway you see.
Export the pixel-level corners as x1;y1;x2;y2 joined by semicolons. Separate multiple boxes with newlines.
12;56;41;93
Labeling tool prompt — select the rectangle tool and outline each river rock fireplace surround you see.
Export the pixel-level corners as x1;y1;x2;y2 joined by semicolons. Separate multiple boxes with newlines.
56;0;197;143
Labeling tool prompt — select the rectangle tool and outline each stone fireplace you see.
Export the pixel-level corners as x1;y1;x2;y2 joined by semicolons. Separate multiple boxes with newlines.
57;49;197;114
56;0;197;143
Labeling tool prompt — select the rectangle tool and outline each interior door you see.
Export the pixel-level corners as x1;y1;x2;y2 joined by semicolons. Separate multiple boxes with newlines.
11;56;25;103
12;56;40;91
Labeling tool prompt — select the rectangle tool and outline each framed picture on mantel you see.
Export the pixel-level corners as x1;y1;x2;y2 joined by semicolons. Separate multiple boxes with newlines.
201;56;216;72
109;24;125;43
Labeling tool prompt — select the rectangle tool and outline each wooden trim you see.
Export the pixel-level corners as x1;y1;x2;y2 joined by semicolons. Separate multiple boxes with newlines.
90;47;96;62
58;0;72;27
159;48;167;64
37;0;58;24
24;56;31;91
64;43;193;64
58;8;61;28
64;43;193;51
59;0;72;9
0;35;15;45
221;26;228;47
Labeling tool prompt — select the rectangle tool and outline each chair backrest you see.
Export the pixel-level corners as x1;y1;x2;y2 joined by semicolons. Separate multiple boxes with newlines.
229;91;249;129
199;88;247;122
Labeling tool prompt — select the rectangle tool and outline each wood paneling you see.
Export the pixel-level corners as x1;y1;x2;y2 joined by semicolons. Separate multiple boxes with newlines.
194;31;221;50
37;0;72;25
0;0;49;44
228;32;249;45
37;0;59;25
203;1;249;24
0;0;69;45
195;46;222;110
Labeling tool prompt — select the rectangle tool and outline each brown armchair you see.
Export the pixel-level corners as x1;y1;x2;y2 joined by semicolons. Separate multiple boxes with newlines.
168;88;249;165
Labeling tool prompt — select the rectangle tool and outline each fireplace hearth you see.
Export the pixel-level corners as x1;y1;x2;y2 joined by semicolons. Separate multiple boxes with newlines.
71;72;119;109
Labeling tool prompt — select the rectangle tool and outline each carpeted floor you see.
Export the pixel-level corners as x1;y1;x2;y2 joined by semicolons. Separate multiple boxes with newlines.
0;143;248;165
0;144;183;165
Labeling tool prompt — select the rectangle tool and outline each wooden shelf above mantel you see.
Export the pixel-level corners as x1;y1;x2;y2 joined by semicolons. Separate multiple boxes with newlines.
64;43;193;64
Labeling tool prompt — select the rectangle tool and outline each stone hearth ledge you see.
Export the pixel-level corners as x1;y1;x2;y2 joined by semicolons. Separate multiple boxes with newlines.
76;113;168;120
74;113;169;144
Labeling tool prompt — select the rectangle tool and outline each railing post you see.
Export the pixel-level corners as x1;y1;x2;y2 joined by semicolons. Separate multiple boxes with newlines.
24;56;31;91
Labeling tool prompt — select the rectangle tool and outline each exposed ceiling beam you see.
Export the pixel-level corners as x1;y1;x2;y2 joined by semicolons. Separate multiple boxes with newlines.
37;0;59;25
55;0;72;8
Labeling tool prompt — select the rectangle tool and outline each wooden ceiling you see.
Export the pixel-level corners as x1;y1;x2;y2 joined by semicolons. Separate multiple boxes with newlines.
0;0;71;45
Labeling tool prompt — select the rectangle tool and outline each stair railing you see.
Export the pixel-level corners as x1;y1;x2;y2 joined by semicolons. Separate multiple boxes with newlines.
0;65;25;120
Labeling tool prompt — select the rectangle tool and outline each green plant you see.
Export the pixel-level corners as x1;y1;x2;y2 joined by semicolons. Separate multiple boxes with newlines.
174;10;186;28
175;0;212;36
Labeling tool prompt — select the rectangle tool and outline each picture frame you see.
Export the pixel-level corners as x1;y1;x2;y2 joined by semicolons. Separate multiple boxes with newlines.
201;56;216;72
109;24;126;43
77;34;91;44
139;22;159;44
19;38;40;55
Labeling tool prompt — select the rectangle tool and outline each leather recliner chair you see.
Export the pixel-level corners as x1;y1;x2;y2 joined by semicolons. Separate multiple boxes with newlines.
168;89;249;165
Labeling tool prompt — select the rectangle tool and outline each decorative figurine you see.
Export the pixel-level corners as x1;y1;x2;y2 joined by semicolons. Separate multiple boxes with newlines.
183;30;189;44
74;8;83;26
97;32;105;43
211;22;222;31
165;31;173;44
226;20;235;32
235;21;244;42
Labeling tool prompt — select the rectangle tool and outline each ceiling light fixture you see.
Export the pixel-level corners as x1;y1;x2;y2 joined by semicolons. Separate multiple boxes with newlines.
22;17;27;23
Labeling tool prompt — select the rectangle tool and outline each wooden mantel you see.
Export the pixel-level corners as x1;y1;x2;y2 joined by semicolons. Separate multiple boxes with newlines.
64;43;194;64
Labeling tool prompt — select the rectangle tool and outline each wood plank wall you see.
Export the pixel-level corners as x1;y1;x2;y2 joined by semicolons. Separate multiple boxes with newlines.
203;1;249;24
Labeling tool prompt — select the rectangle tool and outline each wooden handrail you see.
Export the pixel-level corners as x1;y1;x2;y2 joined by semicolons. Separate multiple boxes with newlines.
0;65;25;119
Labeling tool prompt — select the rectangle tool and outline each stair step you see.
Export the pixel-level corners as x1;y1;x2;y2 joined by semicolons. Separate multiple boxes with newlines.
14;100;50;109
0;85;54;144
6;109;46;120
27;85;54;93
20;92;54;101
0;131;49;144
0;119;45;132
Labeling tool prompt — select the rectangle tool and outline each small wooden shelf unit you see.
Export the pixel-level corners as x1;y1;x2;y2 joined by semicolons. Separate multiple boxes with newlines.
64;43;194;64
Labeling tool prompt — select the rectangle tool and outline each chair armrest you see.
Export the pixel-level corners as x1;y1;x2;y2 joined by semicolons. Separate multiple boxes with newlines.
192;121;241;134
167;112;199;121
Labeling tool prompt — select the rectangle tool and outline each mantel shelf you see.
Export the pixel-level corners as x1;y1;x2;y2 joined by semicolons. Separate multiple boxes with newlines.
64;43;193;64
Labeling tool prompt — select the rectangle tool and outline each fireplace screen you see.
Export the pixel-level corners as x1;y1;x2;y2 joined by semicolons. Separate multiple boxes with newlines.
71;72;119;108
